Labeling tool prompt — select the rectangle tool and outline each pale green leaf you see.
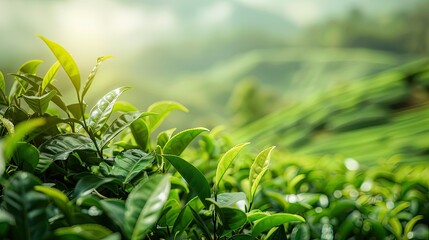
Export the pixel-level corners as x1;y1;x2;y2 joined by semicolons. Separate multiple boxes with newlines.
215;143;249;188
41;61;60;93
54;224;113;240
146;101;188;131
163;127;209;156
82;55;114;99
38;35;81;94
252;213;305;237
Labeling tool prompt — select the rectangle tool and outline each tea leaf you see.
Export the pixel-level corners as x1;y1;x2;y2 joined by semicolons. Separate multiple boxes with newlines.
173;196;204;238
404;215;423;240
34;185;70;220
164;155;211;207
22;90;56;115
38;35;81;94
87;86;130;133
252;213;305;237
249;146;275;202
3;172;50;240
146;101;188;131
74;175;118;198
82;55;113;99
163;127;209;156
13;142;39;173
100;111;153;149
100;199;126;233
109;150;155;184
0;71;5;95
54;224;114;240
41;61;60;93
124;174;170;240
215;143;249;189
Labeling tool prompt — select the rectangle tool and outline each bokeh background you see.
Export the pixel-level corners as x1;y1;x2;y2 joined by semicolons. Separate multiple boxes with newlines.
1;0;429;163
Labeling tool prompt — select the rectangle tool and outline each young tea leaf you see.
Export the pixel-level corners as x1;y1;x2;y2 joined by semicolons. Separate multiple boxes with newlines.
163;127;209;156
41;61;60;93
215;143;249;189
38;35;81;94
22;90;57;115
87;86;130;134
82;55;113;99
124;174;171;240
146;101;188;132
252;213;305;237
249;146;275;203
164;155;211;207
0;71;5;95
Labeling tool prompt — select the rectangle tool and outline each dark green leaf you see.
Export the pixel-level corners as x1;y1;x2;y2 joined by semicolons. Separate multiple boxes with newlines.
109;149;155;184
2;172;50;240
124;174;171;240
146;101;188;131
74;175;118;198
13;142;39;172
0;209;14;237
87;86;130;133
164;155;211;207
215;143;249;188
230;234;254;240
163;127;208;155
38;35;81;94
34;185;71;221
22;90;57;114
291;224;310;240
172;196;204;238
68;102;86;120
220;207;247;231
37;133;96;173
252;213;305;237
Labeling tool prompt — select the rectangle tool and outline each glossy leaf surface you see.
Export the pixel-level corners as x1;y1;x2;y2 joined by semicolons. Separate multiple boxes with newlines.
252;213;305;237
215;143;249;188
163;127;209;155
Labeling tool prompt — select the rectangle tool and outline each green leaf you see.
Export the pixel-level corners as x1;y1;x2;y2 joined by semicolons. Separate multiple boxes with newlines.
230;234;254;240
87;86;130;133
216;192;247;207
0;115;14;134
2;172;50;240
99;199;126;233
0;71;5;95
13;142;39;172
38;35;81;94
54;224;113;240
291;224;311;240
146;101;188;131
22;90;57;114
1;118;45;175
0;209;15;237
67;102;87;120
220;206;247;231
18;60;43;75
100;112;153;149
9;60;43;99
82;55;113;99
156;128;176;149
163;127;209;155
404;215;423;240
34;185;70;220
42;61;60;93
164;155;211;207
252;213;305;237
37;133;96;173
74;175;118;198
215;143;249;189
172;196;204;238
124;174;171;240
249;146;275;201
109;149;155;184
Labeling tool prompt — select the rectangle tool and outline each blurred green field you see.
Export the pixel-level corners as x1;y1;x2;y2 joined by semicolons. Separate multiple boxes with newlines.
234;59;429;165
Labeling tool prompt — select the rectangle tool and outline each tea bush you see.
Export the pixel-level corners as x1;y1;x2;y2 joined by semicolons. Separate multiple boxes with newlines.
0;36;304;240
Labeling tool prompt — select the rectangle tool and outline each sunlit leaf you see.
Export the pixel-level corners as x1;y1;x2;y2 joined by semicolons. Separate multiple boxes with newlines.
404;215;423;240
124;174;170;240
38;35;81;94
41;61;60;93
215;143;249;189
87;86;130;133
164;155;211;207
82;55;113;99
146;101;188;131
156;128;176;149
0;71;5;95
249;146;275;201
216;192;247;207
252;213;305;237
163;127;209;155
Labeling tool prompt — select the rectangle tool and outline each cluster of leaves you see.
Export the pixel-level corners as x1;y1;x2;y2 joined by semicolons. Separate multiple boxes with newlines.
259;153;429;239
0;36;305;239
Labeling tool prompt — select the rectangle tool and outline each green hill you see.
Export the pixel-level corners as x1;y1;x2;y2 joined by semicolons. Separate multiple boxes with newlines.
234;59;429;165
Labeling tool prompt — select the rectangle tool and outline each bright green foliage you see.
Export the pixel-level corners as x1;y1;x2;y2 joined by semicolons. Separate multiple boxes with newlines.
0;36;427;240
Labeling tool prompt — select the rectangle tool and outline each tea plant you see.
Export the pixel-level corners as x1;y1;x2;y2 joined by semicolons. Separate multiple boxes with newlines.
0;36;304;239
